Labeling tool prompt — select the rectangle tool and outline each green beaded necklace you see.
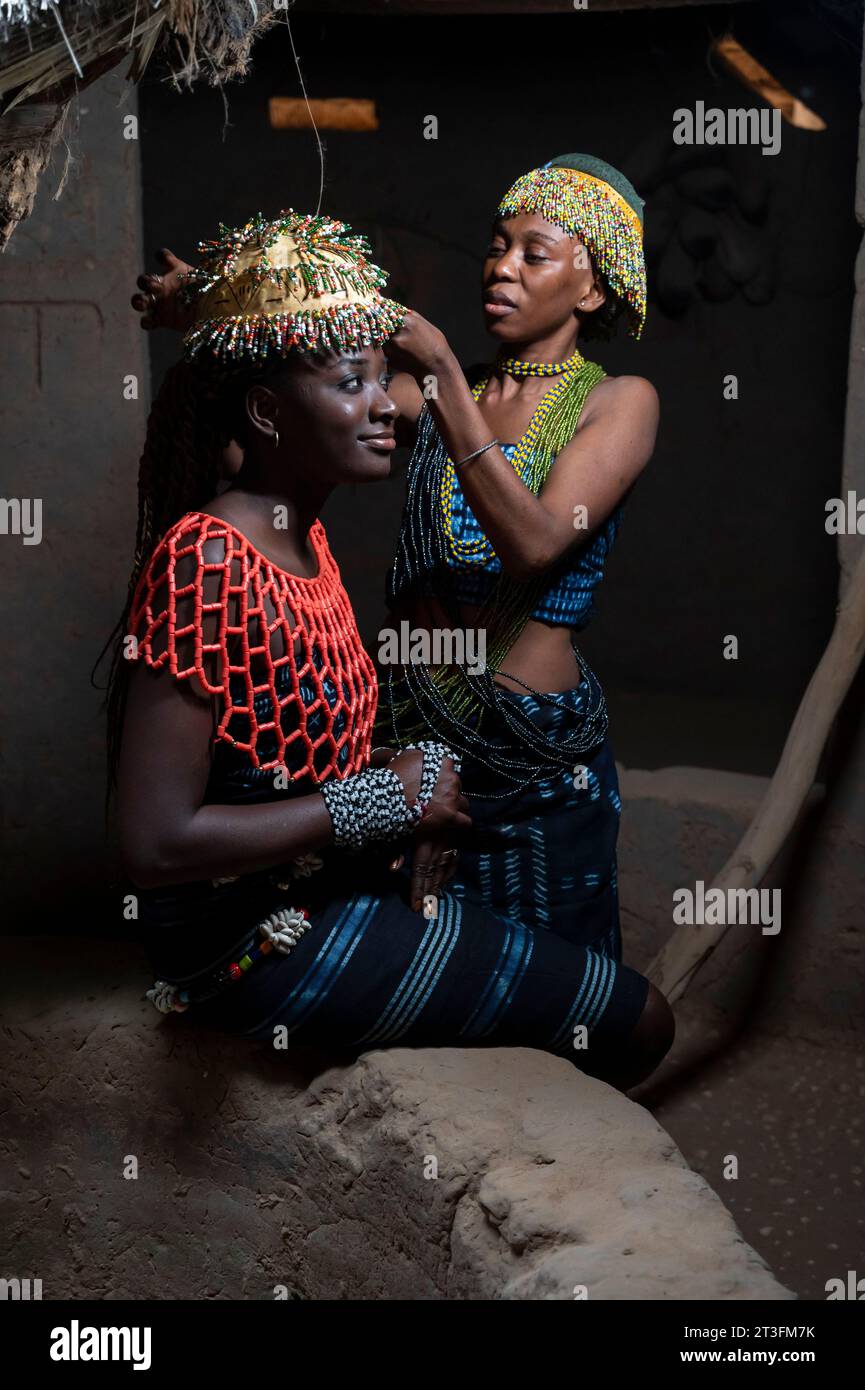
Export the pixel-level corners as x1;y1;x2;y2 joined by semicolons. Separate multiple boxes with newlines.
394;353;607;742
440;363;585;564
440;352;603;569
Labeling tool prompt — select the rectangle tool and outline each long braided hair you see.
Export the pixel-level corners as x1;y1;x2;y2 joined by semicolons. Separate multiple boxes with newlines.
95;359;232;802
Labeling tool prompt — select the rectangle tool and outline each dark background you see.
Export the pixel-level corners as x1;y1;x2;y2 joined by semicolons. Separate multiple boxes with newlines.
138;0;861;774
2;0;863;1303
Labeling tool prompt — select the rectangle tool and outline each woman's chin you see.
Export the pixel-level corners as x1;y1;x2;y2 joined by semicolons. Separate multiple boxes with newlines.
344;453;393;483
483;314;523;341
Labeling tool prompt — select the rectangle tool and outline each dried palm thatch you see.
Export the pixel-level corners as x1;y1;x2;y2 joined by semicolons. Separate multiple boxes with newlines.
0;96;71;248
0;1;286;249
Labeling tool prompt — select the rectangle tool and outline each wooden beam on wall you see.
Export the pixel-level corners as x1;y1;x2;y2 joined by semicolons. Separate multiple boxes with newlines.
269;97;378;131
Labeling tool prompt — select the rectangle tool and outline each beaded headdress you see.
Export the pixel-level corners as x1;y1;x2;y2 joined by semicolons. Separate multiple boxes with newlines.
495;153;647;339
181;209;407;364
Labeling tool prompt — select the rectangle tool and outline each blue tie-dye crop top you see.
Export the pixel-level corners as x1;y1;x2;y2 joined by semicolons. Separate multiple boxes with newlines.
388;390;624;630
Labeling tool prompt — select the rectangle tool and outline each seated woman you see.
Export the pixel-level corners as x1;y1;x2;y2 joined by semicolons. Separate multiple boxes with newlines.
112;208;673;1091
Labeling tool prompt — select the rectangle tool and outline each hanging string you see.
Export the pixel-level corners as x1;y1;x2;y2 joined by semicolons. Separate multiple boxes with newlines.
47;1;83;78
284;11;325;218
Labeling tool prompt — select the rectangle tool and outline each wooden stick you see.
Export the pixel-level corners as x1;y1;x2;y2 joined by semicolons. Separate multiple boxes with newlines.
648;543;865;1004
268;98;378;132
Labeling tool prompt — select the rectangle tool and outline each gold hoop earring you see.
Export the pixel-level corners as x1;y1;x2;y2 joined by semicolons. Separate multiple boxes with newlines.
273;429;280;449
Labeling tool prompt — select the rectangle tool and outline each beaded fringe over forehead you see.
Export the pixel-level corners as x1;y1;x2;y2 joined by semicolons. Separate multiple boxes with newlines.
496;166;647;339
182;209;407;365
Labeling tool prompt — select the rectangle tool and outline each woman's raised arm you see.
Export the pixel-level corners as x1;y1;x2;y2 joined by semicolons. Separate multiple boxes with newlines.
386;310;659;580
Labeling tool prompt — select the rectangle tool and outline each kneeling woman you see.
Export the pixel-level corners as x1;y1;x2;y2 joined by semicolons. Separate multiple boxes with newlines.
109;209;672;1090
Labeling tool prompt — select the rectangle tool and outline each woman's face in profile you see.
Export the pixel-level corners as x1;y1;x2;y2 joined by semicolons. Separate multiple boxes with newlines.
240;347;400;487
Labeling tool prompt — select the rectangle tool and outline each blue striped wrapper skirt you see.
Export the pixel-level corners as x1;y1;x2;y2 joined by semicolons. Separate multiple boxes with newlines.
171;672;650;1076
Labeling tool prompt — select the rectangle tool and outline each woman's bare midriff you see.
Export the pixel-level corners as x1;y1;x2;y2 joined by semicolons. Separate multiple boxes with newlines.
402;597;582;695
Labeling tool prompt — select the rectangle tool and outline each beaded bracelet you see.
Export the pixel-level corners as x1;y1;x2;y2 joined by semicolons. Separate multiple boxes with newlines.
320;765;413;850
403;740;460;805
320;743;458;850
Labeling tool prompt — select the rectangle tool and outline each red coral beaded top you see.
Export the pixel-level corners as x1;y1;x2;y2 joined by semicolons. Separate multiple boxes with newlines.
128;511;378;782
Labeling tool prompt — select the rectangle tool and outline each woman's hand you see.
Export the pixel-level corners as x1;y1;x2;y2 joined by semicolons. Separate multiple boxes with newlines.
381;747;470;836
392;749;471;911
131;247;196;332
409;748;470;909
408;832;461;915
372;746;471;908
384;310;455;384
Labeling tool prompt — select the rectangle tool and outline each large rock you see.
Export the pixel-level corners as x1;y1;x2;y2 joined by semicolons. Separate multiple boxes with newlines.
0;938;793;1300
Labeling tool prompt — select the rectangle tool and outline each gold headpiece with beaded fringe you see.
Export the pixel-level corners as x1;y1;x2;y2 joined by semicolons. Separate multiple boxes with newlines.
181;208;407;364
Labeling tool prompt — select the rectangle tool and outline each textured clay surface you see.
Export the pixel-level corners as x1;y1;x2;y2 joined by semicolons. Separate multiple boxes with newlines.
1;938;793;1301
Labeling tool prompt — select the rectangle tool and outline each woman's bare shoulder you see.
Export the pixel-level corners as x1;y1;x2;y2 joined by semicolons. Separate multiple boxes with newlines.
583;371;659;423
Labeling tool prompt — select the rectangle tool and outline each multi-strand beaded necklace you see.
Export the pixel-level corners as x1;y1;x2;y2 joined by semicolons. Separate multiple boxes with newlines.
439;350;587;567
385;352;610;794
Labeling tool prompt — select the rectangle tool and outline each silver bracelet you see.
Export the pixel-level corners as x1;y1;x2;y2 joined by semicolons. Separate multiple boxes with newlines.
453;438;499;471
